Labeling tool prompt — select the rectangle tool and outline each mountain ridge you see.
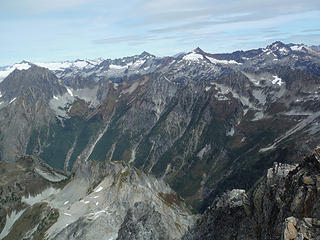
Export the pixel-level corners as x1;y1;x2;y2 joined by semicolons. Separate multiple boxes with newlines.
0;41;319;211
1;41;319;81
0;41;320;239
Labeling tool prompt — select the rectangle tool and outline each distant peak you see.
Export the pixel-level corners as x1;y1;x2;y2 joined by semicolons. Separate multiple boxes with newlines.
193;47;206;54
20;60;32;64
140;51;152;57
267;41;287;49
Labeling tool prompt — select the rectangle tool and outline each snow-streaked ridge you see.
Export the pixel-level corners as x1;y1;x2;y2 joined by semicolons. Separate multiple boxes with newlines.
183;52;204;62
0;62;32;81
206;56;241;65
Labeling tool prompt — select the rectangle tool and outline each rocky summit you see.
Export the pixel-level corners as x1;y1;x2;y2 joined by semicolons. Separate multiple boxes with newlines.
183;147;320;240
0;41;320;239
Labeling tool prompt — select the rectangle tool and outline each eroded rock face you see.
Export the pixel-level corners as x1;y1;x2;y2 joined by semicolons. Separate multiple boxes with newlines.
0;156;195;240
117;202;170;240
184;148;320;240
50;160;194;240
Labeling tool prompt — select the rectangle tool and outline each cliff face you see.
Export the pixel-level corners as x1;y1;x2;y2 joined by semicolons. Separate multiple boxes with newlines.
183;147;320;240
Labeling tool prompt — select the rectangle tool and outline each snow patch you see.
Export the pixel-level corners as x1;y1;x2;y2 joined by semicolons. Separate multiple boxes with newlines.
226;127;235;136
183;53;203;62
207;57;241;65
9;97;16;104
113;83;119;90
22;187;61;206
132;59;145;68
0;210;26;239
94;186;103;193
278;47;289;55
35;167;67;182
252;112;264;121
109;64;128;70
290;45;303;51
205;86;211;92
272;75;284;86
66;87;74;97
80;199;90;204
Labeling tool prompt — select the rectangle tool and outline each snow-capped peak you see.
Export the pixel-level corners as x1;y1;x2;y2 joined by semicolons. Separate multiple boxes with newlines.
267;41;286;50
35;59;98;71
265;41;291;55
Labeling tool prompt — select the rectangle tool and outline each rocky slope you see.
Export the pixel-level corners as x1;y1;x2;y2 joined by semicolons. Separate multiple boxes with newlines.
0;41;319;212
0;156;194;240
183;147;320;240
0;65;69;162
0;156;68;239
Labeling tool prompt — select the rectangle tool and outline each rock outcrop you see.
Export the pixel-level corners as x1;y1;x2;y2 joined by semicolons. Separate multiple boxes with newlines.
184;147;320;240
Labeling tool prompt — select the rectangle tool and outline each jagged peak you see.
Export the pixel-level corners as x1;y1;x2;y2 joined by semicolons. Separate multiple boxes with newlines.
267;41;288;50
139;51;153;57
192;47;206;55
20;60;32;64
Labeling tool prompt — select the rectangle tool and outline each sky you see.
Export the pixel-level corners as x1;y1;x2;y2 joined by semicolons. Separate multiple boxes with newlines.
1;0;320;65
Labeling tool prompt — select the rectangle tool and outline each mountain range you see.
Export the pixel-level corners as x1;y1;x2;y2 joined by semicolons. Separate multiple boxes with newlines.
0;41;320;239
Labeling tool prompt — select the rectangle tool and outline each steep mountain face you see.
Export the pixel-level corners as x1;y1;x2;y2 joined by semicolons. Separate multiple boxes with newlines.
0;65;71;162
183;147;320;240
0;156;194;240
0;41;320;212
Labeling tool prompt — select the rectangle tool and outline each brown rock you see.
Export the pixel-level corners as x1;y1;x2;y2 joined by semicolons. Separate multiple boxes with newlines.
284;219;298;240
303;176;314;185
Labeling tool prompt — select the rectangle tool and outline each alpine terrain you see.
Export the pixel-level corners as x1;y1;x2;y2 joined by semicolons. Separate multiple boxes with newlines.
0;41;320;239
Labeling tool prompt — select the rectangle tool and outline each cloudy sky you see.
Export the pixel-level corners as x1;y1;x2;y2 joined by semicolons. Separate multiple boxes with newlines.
1;0;320;65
